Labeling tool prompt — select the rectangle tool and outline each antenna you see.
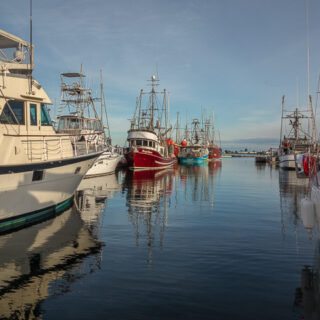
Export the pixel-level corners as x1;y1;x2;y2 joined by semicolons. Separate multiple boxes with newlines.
29;0;33;93
306;0;310;100
156;61;159;80
30;0;32;66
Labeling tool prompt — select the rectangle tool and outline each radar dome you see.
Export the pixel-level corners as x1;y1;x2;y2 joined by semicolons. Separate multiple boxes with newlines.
14;50;26;63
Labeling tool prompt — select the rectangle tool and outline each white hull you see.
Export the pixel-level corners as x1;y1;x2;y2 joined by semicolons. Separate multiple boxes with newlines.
0;154;98;225
85;152;122;177
279;154;296;169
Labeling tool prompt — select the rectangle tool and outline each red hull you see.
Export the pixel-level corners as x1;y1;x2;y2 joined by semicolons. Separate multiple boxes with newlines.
208;145;222;161
124;148;175;170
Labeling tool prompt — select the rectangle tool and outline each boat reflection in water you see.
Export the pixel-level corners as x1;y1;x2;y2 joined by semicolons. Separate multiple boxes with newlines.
293;202;320;319
76;173;121;229
278;169;309;234
0;207;103;319
179;161;221;206
123;169;174;263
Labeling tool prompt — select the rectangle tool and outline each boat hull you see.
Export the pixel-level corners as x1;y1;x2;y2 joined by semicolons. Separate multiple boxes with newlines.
124;148;175;170
85;152;122;177
279;154;296;170
208;146;222;161
179;155;208;165
0;153;99;233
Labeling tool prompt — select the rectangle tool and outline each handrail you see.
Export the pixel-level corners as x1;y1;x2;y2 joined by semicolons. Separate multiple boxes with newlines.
3;130;105;137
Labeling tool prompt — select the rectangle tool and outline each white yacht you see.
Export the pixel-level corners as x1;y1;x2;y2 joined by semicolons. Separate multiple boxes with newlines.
0;30;102;233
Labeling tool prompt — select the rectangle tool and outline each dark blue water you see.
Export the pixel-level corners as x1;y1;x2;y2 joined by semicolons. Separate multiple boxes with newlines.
0;158;318;320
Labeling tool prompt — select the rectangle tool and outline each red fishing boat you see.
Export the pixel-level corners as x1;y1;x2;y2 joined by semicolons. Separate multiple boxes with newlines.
124;76;176;170
206;110;222;161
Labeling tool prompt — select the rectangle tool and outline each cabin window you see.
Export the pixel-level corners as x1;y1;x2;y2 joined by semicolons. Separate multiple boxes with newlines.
68;118;79;129
41;104;52;126
30;104;37;126
143;140;148;146
136;140;142;146
148;141;153;147
87;121;92;130
94;121;101;130
0;100;25;125
58;118;65;130
152;142;155;148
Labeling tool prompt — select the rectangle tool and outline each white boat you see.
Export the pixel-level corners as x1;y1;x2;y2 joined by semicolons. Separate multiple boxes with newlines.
57;71;121;177
279;153;296;169
279;96;316;170
85;149;121;177
0;30;102;233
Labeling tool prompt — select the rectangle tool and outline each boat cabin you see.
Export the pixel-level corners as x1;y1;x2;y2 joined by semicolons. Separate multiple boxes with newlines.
57;115;103;133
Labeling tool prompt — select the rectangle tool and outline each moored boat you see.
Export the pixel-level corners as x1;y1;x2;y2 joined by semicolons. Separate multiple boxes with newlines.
124;76;175;170
279;96;315;170
205;110;222;161
0;30;102;233
178;119;209;164
56;71;121;177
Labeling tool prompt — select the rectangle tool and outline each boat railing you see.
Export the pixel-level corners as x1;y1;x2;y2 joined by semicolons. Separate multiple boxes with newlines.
4;132;103;162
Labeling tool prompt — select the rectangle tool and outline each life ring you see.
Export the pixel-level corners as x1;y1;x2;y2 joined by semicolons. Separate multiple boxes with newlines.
302;154;315;176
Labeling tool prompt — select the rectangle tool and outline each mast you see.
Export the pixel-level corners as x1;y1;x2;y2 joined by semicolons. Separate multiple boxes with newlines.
176;112;179;142
306;0;310;100
212;108;215;144
100;70;103;123
280;95;285;151
150;75;156;130
28;0;33;94
164;89;168;141
309;95;316;147
138;89;143;128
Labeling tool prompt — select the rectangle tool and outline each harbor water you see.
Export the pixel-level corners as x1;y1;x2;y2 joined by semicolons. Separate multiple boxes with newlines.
0;158;318;319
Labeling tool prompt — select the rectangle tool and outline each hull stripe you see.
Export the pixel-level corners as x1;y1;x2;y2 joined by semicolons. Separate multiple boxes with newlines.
0;153;100;175
0;196;74;234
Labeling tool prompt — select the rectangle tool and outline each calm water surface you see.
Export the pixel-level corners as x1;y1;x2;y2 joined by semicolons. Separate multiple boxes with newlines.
0;158;318;320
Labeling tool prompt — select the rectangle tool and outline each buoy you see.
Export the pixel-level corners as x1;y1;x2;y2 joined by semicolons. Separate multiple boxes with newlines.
181;140;187;146
283;140;290;148
301;197;315;231
302;154;315;176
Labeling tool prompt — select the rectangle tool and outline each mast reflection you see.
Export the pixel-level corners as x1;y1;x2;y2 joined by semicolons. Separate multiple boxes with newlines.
179;162;221;206
122;169;174;263
0;207;103;319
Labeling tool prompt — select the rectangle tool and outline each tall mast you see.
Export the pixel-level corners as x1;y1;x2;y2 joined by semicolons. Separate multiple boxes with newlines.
280;96;285;149
138;89;143;128
150;75;156;130
28;0;33;94
164;89;168;140
306;0;310;100
176;112;179;142
309;95;316;147
100;70;103;123
212;108;215;144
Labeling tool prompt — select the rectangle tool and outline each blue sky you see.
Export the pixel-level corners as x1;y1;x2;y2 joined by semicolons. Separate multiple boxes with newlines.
2;0;320;147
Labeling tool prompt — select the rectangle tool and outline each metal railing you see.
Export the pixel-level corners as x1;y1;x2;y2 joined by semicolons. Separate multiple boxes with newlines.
2;133;104;162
